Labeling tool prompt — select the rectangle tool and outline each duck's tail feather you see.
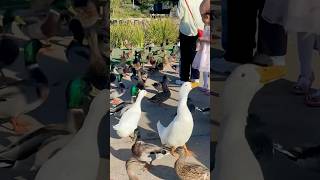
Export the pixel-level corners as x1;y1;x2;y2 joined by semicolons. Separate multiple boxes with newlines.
0;159;15;168
157;121;165;142
113;124;119;130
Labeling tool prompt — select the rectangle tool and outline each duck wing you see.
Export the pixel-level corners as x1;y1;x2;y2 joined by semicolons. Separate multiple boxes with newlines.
139;143;163;154
177;162;210;179
149;91;171;104
0;125;69;163
0;85;42;118
157;121;166;144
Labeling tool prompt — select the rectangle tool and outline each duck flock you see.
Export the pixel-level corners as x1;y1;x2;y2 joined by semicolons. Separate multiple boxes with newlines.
0;0;210;179
110;36;210;179
0;0;108;179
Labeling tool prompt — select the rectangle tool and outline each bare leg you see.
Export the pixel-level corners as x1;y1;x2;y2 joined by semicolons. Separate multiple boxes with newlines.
292;33;316;94
298;32;315;78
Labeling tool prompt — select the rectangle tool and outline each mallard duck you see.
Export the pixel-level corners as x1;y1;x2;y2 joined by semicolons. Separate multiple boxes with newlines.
2;8;61;42
149;75;171;104
131;69;148;85
111;80;142;116
31;75;97;169
35;89;107;180
131;140;168;164
157;82;199;156
120;50;129;65
0;39;49;134
0;124;71;168
127;50;133;59
72;0;99;29
0;75;98;170
126;140;168;180
174;147;210;180
126;156;146;180
110;82;126;100
162;50;172;70
65;77;93;132
148;55;156;68
65;18;90;70
152;81;162;92
165;39;169;46
123;39;133;50
113;90;147;140
132;51;142;70
84;29;108;91
130;81;145;103
1;9;27;40
213;65;286;180
169;53;177;63
0;37;20;81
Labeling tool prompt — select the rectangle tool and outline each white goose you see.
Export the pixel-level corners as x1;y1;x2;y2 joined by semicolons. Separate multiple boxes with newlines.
113;90;147;138
35;89;107;180
213;64;286;180
157;81;199;156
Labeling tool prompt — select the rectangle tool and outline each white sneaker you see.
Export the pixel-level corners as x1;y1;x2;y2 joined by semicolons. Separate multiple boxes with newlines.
191;79;200;83
175;79;185;85
211;57;240;74
253;54;286;66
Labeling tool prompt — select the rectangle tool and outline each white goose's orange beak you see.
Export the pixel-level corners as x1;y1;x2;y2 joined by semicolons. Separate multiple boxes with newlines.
256;66;287;84
191;82;200;88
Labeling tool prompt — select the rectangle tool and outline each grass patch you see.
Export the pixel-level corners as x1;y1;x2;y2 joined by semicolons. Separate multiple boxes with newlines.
110;18;179;48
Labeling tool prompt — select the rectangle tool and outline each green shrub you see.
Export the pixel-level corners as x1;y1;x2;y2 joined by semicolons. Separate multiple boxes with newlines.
110;18;179;48
110;24;145;48
145;18;179;45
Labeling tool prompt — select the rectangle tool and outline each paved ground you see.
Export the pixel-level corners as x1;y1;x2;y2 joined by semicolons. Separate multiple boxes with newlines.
212;0;320;179
110;62;211;179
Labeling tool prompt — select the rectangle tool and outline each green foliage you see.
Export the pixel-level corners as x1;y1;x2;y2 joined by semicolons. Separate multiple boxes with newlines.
145;18;178;45
110;24;145;48
111;0;148;18
110;18;178;48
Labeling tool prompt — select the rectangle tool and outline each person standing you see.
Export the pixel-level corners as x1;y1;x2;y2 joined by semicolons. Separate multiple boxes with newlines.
213;0;288;74
192;0;210;94
176;0;204;85
263;0;320;106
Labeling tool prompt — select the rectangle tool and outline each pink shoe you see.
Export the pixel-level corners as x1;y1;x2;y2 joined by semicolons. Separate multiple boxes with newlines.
292;73;314;95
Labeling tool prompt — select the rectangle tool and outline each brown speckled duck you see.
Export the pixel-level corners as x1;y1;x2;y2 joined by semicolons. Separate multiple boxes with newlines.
175;147;210;180
126;140;168;180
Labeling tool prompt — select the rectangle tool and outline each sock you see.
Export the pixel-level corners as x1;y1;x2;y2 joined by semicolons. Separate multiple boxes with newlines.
297;32;316;77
